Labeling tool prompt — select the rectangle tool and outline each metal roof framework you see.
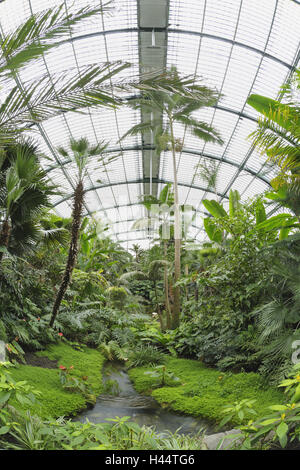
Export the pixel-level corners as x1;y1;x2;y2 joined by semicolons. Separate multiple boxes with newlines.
0;0;299;250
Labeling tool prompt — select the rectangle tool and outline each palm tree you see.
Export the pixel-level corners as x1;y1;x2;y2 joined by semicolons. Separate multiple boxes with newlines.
195;158;219;196
121;67;223;328
247;76;300;230
0;3;130;146
247;69;300;192
49;138;116;327
131;244;144;264
119;259;170;331
0;139;57;261
133;184;174;328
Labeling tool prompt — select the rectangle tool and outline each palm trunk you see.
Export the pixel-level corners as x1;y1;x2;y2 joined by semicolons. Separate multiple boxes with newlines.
0;217;11;262
49;181;84;327
184;263;189;300
163;241;172;329
169;118;181;329
154;281;164;331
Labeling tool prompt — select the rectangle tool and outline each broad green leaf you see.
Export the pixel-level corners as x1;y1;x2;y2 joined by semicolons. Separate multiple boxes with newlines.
247;94;299;132
229;189;241;217
203;218;223;243
279;220;294;240
260;418;279;425
276;421;288;448
203;199;227;218
268;405;287;411
255;200;267;225
255;214;296;232
0;426;9;435
0;391;11;404
292;383;300;403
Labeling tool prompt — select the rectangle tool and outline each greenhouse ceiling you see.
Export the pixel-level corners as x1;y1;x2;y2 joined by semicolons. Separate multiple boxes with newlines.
0;0;299;249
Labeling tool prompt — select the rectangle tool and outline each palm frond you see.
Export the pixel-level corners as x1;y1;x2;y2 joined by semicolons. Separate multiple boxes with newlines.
119;119;160;142
0;3;112;77
118;271;148;284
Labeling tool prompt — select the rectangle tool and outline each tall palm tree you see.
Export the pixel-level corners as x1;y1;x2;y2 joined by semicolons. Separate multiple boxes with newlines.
133;184;174;328
121;67;223;328
0;139;57;261
49;138;116;327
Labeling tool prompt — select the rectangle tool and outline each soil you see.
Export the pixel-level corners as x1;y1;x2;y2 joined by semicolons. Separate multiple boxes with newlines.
24;352;58;369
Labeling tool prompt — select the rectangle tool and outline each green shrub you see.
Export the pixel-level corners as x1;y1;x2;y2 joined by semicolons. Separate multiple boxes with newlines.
127;344;166;368
0;320;7;342
0;410;206;450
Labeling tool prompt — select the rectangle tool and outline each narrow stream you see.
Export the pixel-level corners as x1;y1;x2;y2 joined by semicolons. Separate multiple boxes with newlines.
76;362;216;436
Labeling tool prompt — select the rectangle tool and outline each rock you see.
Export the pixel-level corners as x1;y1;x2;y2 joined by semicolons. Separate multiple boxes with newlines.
0;340;6;362
203;429;242;450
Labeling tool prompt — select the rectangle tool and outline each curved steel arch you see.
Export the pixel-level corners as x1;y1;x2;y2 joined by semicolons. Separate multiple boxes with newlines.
61;28;295;71
81;201;209;218
45;145;270;184
0;0;295;234
53;177;231;207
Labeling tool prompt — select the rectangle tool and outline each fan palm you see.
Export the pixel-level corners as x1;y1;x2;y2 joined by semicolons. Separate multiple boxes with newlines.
121;67;223;327
49;138;117;327
253;249;300;382
0;139;58;260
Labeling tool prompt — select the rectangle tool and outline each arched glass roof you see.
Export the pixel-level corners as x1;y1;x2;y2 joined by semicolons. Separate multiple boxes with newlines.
0;0;299;249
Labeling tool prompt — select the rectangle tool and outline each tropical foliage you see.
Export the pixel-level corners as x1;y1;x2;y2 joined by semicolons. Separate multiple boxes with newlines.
1;2;300;452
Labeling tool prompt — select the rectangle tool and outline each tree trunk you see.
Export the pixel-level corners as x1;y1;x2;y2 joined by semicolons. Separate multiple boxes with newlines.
0;217;11;262
154;281;164;331
195;284;199;302
49;181;84;327
163;241;172;329
184;264;189;300
170;118;181;329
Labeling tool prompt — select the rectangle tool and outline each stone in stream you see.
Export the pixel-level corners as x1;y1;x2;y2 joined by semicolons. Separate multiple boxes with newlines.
0;340;6;362
203;429;242;450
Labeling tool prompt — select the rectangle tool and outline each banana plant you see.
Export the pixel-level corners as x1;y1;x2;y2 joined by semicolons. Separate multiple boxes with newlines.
202;189;298;242
202;189;241;243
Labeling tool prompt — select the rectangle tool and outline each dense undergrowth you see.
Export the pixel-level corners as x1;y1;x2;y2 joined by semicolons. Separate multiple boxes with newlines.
128;358;284;427
10;343;105;419
0;4;300;450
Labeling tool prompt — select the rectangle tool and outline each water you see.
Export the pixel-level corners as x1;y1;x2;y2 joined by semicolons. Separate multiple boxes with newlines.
75;362;215;436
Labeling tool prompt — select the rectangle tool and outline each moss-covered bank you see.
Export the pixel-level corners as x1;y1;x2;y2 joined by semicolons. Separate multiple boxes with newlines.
128;357;284;426
11;342;105;419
